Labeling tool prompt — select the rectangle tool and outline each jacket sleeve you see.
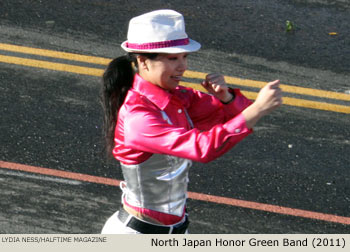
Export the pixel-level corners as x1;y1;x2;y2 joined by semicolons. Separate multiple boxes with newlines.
186;87;253;131
123;101;253;163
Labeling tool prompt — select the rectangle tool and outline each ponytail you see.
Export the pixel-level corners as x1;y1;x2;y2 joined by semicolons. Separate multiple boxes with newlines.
101;53;158;158
101;54;135;158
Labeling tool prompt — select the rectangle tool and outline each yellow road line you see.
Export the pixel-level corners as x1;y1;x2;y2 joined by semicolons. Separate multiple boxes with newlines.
240;91;350;114
181;82;350;114
0;42;110;65
282;96;350;114
1;43;349;102
0;54;103;76
1;54;349;114
184;70;350;102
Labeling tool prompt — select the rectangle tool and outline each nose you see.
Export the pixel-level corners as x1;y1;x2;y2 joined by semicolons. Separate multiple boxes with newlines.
178;58;187;72
177;57;188;72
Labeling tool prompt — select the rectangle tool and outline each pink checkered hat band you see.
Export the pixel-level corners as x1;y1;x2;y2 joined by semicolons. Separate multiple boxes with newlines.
125;38;190;50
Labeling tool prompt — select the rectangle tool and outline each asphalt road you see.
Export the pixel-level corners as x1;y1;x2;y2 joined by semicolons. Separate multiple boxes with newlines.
0;0;349;234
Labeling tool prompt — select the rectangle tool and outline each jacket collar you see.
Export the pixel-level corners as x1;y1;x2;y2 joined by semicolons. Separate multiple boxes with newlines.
132;74;172;110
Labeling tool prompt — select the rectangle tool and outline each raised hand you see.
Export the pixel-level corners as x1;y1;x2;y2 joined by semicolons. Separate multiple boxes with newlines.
201;73;233;103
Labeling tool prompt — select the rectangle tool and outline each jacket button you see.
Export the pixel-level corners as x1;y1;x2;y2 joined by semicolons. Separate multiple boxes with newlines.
235;128;241;133
178;109;182;113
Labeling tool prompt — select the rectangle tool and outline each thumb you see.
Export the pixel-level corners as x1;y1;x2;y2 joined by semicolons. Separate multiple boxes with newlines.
268;80;280;89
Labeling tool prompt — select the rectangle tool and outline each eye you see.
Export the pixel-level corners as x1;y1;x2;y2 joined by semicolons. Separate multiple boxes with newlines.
167;53;189;61
168;56;178;61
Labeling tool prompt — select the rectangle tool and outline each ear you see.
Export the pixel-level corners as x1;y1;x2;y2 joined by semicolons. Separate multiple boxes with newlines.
136;55;149;71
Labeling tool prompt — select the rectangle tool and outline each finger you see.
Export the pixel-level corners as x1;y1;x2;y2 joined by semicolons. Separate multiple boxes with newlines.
276;89;283;97
276;97;283;106
208;83;219;92
201;81;209;91
214;84;222;93
269;80;280;89
201;80;210;88
208;77;220;85
206;74;224;84
206;73;220;80
275;93;283;103
201;81;214;93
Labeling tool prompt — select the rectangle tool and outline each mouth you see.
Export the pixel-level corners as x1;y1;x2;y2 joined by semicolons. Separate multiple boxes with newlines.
170;75;182;82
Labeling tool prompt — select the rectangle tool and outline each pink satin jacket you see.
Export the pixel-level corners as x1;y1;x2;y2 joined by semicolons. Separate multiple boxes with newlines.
113;74;253;165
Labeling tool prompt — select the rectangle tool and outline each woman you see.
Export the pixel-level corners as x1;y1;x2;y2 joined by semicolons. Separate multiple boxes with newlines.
101;9;282;234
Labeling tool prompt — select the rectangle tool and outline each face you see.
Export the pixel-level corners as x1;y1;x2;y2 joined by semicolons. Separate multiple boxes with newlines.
138;53;188;90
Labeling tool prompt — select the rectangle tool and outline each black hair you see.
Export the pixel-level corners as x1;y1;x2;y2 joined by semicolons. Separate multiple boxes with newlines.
101;52;158;158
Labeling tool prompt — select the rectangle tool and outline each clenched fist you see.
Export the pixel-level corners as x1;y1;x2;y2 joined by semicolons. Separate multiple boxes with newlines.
201;73;233;103
242;80;283;129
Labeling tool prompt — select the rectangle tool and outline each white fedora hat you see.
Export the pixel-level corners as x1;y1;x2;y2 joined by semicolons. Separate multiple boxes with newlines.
121;9;201;53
